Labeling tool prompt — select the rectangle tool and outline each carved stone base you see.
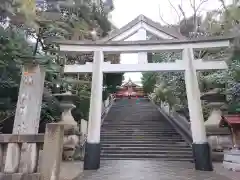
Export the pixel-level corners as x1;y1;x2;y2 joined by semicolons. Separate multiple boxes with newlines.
223;149;240;172
63;135;80;161
208;135;233;151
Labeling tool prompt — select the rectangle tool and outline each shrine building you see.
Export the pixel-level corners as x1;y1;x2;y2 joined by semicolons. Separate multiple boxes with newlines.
116;79;145;98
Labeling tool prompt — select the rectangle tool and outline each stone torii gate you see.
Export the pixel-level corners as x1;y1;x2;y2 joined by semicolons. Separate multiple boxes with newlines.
55;15;232;172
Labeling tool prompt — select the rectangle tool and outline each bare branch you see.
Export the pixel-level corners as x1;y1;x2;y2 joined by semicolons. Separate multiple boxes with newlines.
158;5;172;26
189;0;195;10
178;5;187;24
196;0;208;12
158;5;180;33
167;0;181;23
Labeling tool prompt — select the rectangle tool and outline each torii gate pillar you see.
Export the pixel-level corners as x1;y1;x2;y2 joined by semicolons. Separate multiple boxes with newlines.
84;51;104;170
184;48;213;171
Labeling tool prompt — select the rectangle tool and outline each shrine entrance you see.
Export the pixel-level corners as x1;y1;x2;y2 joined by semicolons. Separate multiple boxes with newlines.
54;15;232;172
116;78;145;98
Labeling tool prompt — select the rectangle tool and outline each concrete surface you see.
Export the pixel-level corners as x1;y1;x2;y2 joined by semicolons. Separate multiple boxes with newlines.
70;160;240;180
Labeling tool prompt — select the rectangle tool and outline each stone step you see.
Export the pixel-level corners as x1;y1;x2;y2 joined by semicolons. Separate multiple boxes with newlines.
103;120;169;123
101;143;190;148
101;134;182;140
102;128;174;131
100;136;183;140
100;132;180;135
108;108;157;110
102;125;172;128
101;128;177;131
101;129;175;132
102;123;172;125
101;150;192;155
106;111;157;113
101;130;177;133
102;124;172;126
103;120;167;123
100;157;193;161
103;122;173;126
101;99;192;161
101;137;184;141
101;140;185;144
101;146;192;151
100;153;193;159
100;135;181;139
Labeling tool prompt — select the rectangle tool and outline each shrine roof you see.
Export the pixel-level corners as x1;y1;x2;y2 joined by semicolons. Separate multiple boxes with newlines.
100;14;186;42
122;79;141;87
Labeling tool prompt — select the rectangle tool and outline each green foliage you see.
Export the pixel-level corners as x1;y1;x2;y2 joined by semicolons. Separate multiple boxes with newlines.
144;4;240;116
104;73;124;93
142;51;187;109
0;0;116;127
141;72;157;94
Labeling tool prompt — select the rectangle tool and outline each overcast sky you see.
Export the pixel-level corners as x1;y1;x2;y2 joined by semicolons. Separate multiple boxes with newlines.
109;0;232;83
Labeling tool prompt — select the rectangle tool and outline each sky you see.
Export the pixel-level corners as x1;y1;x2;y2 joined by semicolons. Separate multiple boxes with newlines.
109;0;232;83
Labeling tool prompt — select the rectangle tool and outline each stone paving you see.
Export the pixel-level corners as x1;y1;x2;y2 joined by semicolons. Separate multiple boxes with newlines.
60;161;83;180
76;160;239;180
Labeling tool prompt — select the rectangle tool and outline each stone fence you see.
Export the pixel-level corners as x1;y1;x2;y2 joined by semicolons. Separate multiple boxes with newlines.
0;123;65;180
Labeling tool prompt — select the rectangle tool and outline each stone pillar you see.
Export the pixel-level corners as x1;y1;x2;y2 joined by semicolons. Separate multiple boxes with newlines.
183;48;213;171
4;64;45;173
84;51;104;170
40;123;64;180
137;28;148;64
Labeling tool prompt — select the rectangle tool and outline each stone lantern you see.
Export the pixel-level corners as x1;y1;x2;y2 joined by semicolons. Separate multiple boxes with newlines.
53;91;81;160
201;89;232;152
201;89;226;128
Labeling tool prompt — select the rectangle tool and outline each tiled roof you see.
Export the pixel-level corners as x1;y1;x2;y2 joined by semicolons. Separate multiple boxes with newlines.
100;14;186;42
122;79;141;87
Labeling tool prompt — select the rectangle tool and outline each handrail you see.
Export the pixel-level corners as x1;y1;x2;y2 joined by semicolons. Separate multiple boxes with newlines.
101;95;116;124
148;95;193;144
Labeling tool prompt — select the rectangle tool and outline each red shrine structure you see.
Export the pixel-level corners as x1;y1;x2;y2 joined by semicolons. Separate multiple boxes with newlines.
115;79;145;98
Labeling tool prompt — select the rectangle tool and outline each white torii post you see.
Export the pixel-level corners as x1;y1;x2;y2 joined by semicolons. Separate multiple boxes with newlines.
184;48;212;171
84;51;104;170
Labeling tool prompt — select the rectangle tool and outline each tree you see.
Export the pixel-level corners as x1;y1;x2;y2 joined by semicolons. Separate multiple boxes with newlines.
0;0;121;132
141;72;157;94
147;0;240;118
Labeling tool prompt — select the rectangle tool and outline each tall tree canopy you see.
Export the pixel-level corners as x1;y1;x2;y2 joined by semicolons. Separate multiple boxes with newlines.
0;0;123;132
143;1;240;118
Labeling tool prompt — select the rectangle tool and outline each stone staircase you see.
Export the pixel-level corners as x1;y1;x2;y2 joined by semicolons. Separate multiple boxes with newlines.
100;98;193;161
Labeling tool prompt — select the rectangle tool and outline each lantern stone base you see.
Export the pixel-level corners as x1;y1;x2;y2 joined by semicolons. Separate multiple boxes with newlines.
223;149;240;171
84;143;101;170
206;126;232;152
62;134;80;161
57;123;80;161
192;142;213;171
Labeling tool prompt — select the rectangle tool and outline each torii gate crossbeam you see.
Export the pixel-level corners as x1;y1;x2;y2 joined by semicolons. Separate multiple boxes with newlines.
64;60;227;73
